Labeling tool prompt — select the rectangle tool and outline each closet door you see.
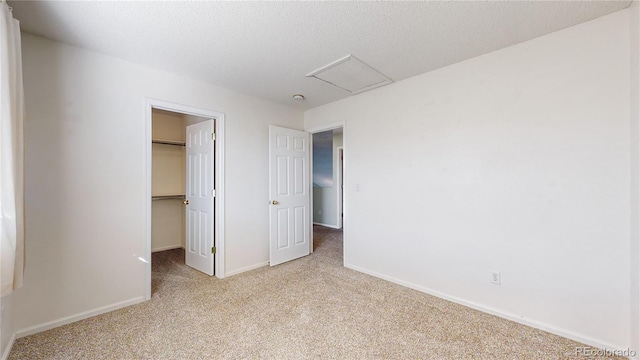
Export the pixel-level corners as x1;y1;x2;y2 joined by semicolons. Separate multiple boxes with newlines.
185;120;215;275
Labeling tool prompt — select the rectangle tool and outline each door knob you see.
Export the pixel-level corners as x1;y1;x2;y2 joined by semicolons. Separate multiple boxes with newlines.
183;199;189;205
271;200;279;205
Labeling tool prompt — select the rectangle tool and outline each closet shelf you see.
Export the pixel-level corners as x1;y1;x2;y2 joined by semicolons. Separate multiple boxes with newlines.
152;195;185;200
152;139;186;146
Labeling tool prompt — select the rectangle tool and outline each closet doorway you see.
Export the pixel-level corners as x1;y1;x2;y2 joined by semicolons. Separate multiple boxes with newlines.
145;99;226;300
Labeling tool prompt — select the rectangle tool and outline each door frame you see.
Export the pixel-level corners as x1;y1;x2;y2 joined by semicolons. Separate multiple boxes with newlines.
306;122;345;256
337;146;344;229
144;98;226;300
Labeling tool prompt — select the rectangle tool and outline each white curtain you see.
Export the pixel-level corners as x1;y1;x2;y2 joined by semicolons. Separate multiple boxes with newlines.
0;1;24;297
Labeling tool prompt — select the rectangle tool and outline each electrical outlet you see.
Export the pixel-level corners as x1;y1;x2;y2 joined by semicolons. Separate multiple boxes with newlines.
491;271;501;285
318;210;322;215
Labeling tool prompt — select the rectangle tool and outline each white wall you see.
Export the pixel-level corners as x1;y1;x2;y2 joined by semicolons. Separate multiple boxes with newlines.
0;294;13;359
631;1;640;357
306;9;634;350
313;188;333;225
14;34;303;333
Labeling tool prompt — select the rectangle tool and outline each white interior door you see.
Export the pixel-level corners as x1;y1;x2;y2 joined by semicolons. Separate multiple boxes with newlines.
269;126;310;266
185;120;215;275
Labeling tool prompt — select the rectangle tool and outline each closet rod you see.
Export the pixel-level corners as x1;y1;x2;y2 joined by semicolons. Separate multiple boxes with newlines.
152;140;185;146
152;195;185;201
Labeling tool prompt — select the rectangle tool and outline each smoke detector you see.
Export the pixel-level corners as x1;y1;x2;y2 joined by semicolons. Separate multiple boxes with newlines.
292;94;305;101
306;55;392;94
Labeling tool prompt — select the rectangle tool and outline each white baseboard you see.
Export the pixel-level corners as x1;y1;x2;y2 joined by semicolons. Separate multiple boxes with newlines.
1;333;15;360
152;245;183;253
344;263;630;356
225;261;269;277
16;297;145;339
313;222;341;230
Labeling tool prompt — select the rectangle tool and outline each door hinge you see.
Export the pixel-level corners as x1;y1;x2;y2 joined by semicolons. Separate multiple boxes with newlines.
211;246;216;254
211;189;216;197
212;132;216;141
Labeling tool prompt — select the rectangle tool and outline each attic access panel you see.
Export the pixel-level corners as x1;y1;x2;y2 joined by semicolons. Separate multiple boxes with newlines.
306;55;392;94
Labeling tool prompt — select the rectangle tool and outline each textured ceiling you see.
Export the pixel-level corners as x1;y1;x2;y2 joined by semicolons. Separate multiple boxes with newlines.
8;1;632;110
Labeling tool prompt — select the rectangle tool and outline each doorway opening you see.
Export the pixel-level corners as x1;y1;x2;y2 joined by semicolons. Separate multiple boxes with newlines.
145;99;226;300
309;124;345;262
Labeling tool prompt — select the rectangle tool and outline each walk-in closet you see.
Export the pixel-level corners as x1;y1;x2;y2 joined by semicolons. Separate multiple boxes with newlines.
151;109;211;260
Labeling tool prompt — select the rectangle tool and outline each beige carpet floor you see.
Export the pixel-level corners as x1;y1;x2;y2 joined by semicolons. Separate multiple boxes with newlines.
9;226;622;359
